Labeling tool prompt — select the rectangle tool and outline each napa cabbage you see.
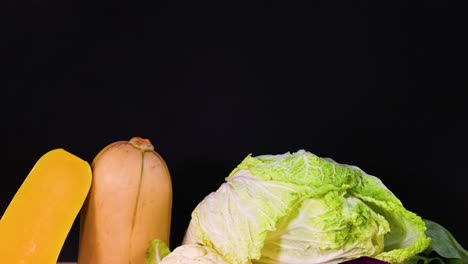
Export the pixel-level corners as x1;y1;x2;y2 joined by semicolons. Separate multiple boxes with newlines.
183;150;430;264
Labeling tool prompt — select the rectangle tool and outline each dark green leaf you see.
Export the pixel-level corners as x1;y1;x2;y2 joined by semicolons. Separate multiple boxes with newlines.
423;219;468;262
406;219;467;264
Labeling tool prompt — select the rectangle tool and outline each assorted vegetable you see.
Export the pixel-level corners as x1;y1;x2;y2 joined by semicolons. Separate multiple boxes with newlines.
0;149;92;264
1;140;466;264
78;137;173;264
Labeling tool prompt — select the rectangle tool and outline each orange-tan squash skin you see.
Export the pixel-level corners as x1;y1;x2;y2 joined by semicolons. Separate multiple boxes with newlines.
77;137;172;264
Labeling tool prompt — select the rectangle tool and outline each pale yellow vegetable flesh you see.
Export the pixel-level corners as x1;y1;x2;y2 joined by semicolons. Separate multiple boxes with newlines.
78;137;173;264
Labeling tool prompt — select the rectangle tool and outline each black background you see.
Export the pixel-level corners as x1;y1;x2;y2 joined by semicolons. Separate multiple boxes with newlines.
1;1;467;262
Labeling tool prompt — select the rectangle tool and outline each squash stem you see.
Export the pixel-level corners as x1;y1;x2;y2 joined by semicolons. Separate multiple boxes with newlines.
129;137;154;152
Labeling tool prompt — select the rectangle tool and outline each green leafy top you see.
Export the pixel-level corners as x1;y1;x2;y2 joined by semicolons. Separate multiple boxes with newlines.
144;239;171;264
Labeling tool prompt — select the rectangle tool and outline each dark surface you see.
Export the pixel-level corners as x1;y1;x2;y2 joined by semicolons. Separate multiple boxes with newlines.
1;2;467;261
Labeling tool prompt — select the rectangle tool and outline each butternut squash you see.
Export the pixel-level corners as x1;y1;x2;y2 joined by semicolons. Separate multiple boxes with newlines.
78;137;173;264
0;148;92;264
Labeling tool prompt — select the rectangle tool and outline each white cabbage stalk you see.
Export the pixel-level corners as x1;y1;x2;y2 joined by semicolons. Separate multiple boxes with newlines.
158;243;231;264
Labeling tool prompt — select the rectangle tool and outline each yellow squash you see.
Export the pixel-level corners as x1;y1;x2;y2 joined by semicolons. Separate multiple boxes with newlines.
78;137;173;264
0;149;92;264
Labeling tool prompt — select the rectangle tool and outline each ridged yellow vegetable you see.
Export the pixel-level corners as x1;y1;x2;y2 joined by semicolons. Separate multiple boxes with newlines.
0;149;92;264
78;137;173;264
